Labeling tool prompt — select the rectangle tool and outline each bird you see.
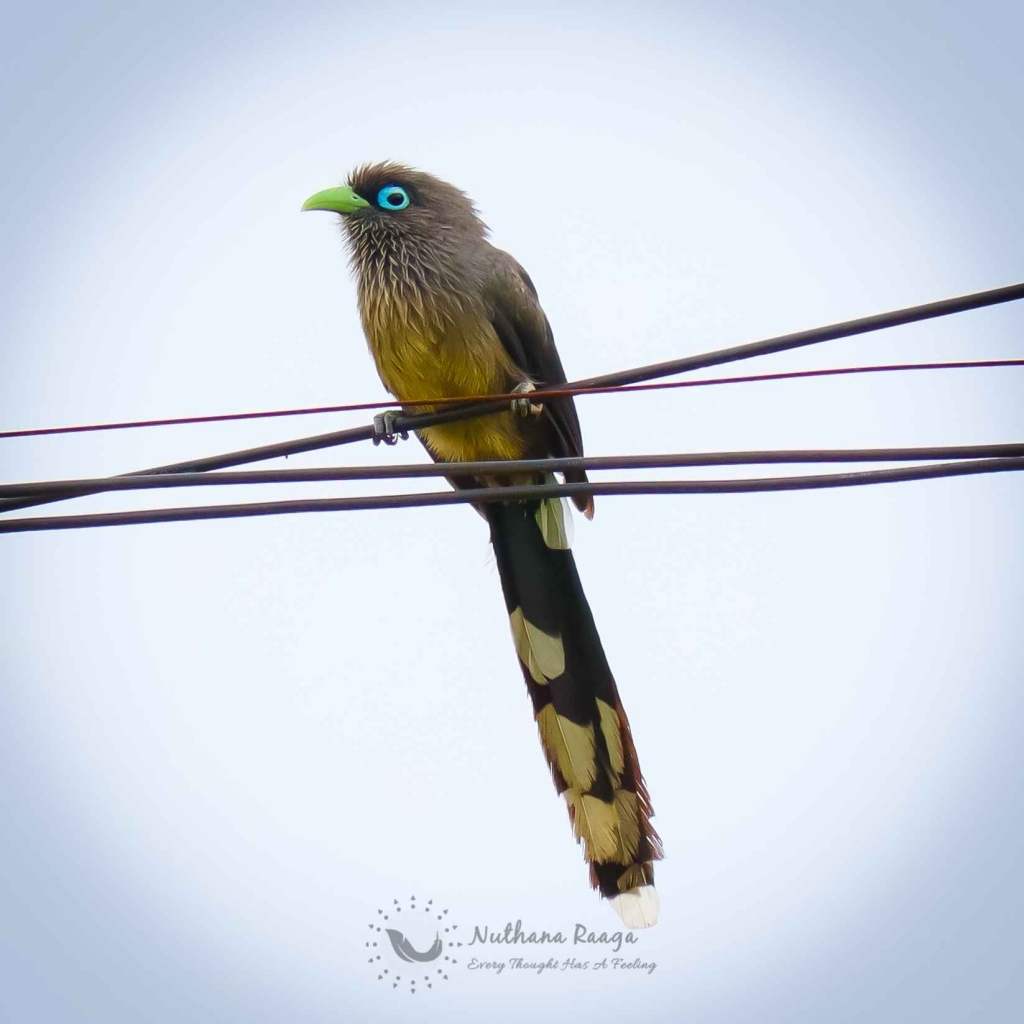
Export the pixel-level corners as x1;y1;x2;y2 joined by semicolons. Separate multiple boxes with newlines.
302;163;662;927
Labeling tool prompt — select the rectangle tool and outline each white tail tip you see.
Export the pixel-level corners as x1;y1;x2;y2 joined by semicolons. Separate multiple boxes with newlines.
611;885;660;928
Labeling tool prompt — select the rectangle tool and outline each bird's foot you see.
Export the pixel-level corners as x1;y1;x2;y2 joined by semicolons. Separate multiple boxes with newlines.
511;381;543;417
372;409;409;446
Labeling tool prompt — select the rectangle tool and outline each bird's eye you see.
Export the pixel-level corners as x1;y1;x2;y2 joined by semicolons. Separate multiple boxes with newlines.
377;185;410;210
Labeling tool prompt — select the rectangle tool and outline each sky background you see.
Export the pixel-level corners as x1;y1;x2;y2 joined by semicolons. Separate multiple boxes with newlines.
2;1;1023;1021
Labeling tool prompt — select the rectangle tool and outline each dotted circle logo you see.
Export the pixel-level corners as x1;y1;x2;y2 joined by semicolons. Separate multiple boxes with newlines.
366;896;463;994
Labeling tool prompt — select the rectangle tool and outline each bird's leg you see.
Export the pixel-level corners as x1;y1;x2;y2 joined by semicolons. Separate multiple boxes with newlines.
372;409;409;446
511;381;544;418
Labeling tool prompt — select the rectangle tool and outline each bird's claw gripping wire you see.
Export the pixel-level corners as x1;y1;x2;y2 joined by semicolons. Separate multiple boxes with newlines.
372;410;409;446
511;381;544;418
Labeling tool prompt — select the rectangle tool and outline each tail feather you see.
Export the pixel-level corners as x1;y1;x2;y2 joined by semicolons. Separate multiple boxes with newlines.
486;497;662;926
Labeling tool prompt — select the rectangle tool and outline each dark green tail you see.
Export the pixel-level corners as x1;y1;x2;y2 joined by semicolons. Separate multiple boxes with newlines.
485;498;662;927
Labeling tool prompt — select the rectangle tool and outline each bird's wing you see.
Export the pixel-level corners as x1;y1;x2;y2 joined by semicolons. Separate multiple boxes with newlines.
480;246;587;466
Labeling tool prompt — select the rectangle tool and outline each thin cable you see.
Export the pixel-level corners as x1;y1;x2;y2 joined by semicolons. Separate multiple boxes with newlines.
568;281;1024;390
1;458;1022;534
2;444;1022;500
3;358;1022;440
3;279;1023;516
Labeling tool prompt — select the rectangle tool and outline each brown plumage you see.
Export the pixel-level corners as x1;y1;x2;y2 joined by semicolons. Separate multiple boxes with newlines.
305;162;662;926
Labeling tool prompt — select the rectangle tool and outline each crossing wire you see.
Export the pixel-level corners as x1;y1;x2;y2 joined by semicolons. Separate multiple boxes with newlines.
1;458;1022;534
2;280;1023;516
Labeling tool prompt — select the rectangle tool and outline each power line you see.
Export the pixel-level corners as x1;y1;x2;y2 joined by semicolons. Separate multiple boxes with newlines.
2;358;1022;440
2;280;1023;516
1;458;1022;534
2;444;1022;501
567;281;1024;391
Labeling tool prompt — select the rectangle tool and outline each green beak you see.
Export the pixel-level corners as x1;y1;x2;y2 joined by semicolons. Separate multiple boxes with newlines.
301;185;371;214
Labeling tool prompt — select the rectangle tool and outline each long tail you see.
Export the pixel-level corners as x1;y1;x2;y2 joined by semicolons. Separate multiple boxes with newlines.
486;496;662;927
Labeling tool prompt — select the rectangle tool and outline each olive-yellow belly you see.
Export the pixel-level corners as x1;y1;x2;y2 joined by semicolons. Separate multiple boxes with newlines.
368;316;531;464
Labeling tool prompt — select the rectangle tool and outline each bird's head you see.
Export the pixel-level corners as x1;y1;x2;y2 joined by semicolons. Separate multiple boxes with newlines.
302;162;488;259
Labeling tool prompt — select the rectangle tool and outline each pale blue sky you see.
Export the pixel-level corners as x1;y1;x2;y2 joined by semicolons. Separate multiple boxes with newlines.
2;2;1023;1021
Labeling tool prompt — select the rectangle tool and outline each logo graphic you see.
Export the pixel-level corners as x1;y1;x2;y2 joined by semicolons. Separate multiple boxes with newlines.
385;929;443;962
366;896;462;994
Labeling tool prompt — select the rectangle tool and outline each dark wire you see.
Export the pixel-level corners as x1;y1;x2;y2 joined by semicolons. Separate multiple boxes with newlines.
2;444;1022;500
3;358;1022;440
1;458;1021;534
2;279;1023;516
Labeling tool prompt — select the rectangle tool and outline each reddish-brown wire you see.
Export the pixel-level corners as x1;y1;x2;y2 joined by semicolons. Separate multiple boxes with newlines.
2;358;1022;441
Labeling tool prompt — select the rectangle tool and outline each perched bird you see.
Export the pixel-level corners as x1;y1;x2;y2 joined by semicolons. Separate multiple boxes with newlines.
302;163;662;927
